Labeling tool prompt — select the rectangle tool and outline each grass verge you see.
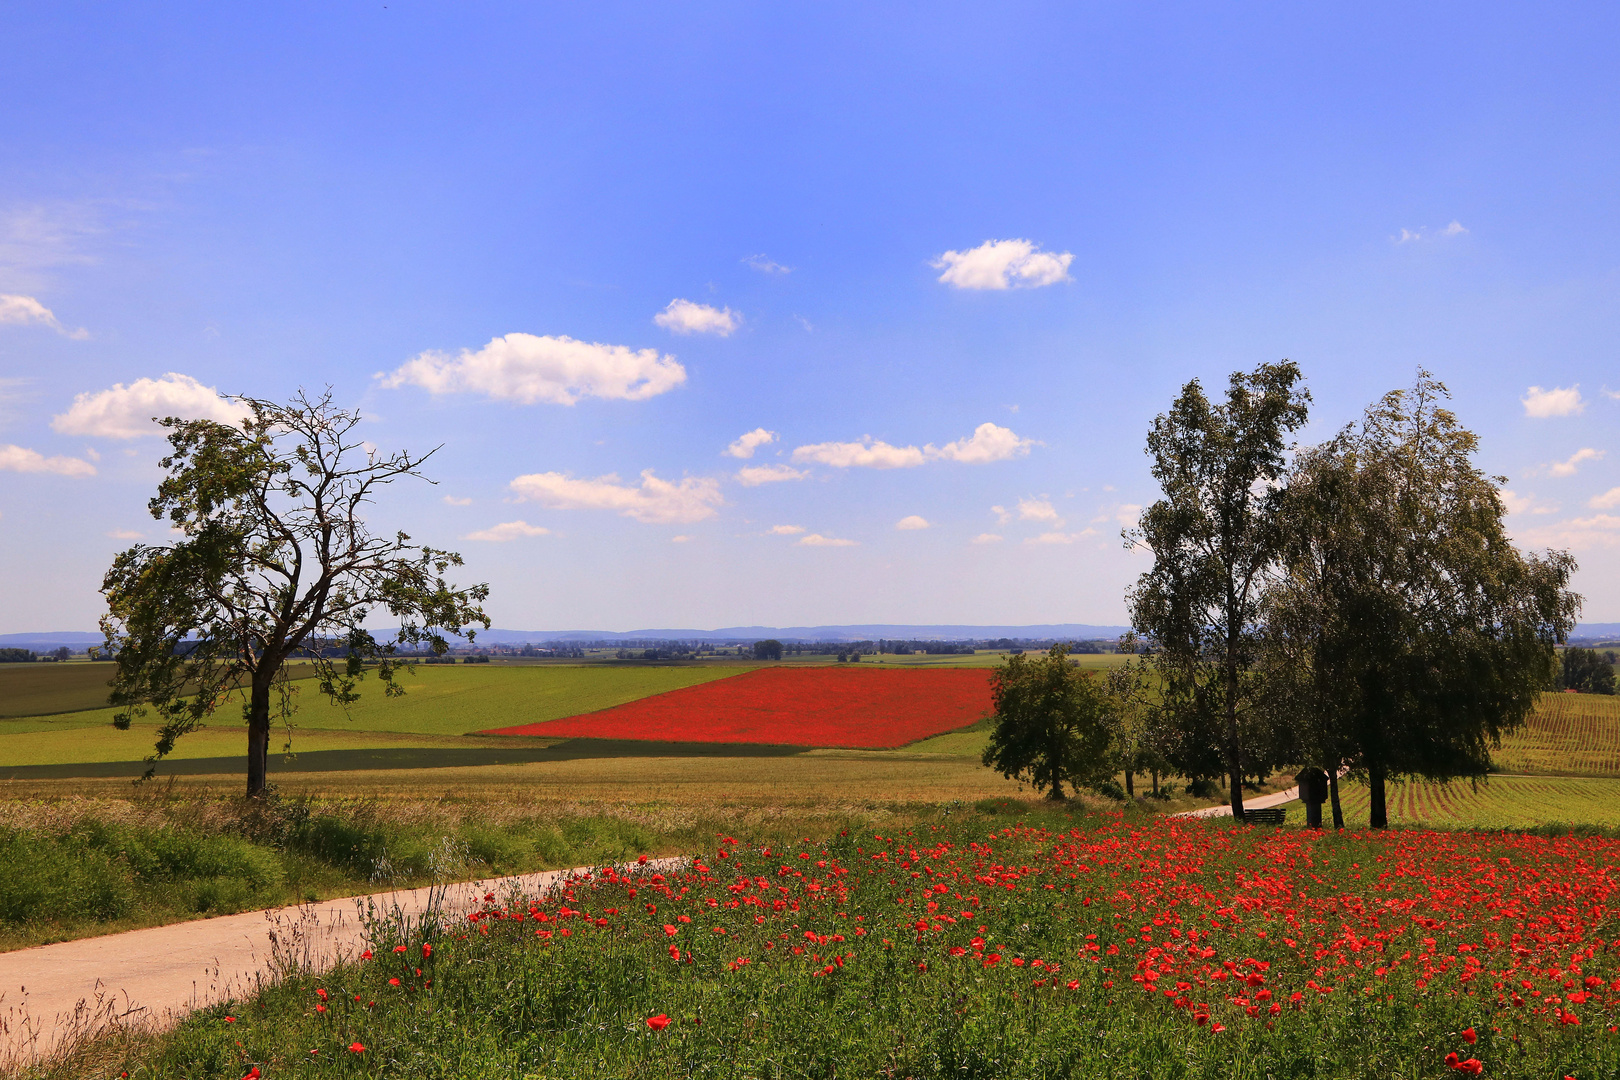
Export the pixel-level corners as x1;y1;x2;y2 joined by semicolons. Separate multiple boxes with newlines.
36;806;1620;1080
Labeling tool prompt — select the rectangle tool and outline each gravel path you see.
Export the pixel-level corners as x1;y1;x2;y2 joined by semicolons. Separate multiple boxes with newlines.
0;860;678;1069
1173;782;1304;819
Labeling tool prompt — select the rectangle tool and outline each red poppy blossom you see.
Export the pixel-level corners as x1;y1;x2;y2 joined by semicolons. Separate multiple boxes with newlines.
647;1014;671;1030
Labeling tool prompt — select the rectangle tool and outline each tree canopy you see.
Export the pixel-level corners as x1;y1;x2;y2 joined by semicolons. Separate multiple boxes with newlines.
981;645;1115;801
1267;372;1579;827
101;390;490;796
1126;360;1310;819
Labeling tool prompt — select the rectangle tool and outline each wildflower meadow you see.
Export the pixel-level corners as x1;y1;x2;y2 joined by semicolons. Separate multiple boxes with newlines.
117;807;1620;1079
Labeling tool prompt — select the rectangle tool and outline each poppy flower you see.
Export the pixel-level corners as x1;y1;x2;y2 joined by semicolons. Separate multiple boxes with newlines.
647;1014;671;1030
349;1041;366;1053
1462;1027;1476;1044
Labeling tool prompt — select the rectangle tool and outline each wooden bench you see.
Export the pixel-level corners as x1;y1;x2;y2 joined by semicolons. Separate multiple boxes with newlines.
1243;807;1287;825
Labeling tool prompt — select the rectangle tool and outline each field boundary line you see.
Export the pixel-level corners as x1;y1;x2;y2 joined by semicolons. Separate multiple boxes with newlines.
0;857;685;1070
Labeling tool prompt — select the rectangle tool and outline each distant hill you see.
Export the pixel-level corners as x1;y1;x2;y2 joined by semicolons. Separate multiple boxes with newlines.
10;622;1617;651
462;624;1135;644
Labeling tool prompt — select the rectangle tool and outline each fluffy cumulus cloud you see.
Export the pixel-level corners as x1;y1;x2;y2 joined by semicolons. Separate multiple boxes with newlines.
895;515;930;530
1590;487;1620;510
465;520;551;542
1517;514;1620;550
0;294;87;338
52;373;243;439
1546;448;1604;478
933;239;1073;290
509;469;722;524
971;533;1003;545
1024;528;1099;545
653;299;740;337
1522;385;1584;418
443;495;473;506
724;428;777;459
793;437;926;469
928;423;1034;464
0;443;96;477
1500;490;1556;516
1017;497;1061;523
736;463;807;486
792;423;1030;470
769;524;805;535
797;533;857;547
380;334;686;405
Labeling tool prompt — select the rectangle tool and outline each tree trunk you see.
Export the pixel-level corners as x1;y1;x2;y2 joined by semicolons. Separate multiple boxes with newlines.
1368;762;1388;829
247;677;272;798
1048;778;1066;801
1124;770;1134;798
1151;769;1159;797
1226;658;1245;821
1328;768;1344;829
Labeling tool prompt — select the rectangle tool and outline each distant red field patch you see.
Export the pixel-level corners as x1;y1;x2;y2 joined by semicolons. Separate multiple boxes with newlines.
481;667;994;748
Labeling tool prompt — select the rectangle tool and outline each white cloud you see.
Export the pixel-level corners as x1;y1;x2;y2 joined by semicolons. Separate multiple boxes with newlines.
671;534;693;543
1500;489;1535;515
1517;514;1620;551
106;528;142;540
736;464;807;486
51;373;244;439
933;239;1073;290
509;469;722;525
1024;528;1099;545
769;524;805;535
1522;385;1584;418
743;254;791;275
1395;221;1469;244
380;333;686;406
1589;487;1620;511
653;299;740;337
0;443;96;477
0;294;87;339
724;428;777;459
927;422;1033;464
793;437;926;469
797;533;857;547
1114;503;1142;526
991;505;1011;525
792;423;1032;470
465;520;552;542
1604;387;1620;400
1545;448;1604;478
971;533;1003;545
1017;497;1061;523
896;515;930;530
443;495;473;506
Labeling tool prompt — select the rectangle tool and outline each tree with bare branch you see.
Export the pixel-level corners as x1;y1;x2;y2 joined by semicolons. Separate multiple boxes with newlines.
101;390;490;797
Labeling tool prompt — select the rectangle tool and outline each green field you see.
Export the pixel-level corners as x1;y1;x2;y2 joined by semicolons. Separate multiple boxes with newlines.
0;663;747;767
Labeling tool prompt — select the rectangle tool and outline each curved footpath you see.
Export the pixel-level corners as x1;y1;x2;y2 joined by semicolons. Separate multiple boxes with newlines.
1172;782;1303;819
0;859;682;1069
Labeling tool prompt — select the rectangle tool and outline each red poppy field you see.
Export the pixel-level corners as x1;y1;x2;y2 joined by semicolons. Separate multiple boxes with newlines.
480;666;995;748
145;810;1620;1079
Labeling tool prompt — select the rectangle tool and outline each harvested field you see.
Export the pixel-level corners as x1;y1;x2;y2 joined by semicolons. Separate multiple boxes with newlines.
1491;690;1620;776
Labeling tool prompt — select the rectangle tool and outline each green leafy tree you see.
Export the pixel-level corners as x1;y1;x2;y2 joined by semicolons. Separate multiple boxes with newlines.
1268;372;1579;827
101;390;490;797
1127;361;1310;819
982;645;1114;801
752;639;783;661
1558;648;1616;695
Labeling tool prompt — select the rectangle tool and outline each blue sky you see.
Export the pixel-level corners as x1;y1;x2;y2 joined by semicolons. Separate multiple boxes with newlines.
2;2;1618;633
